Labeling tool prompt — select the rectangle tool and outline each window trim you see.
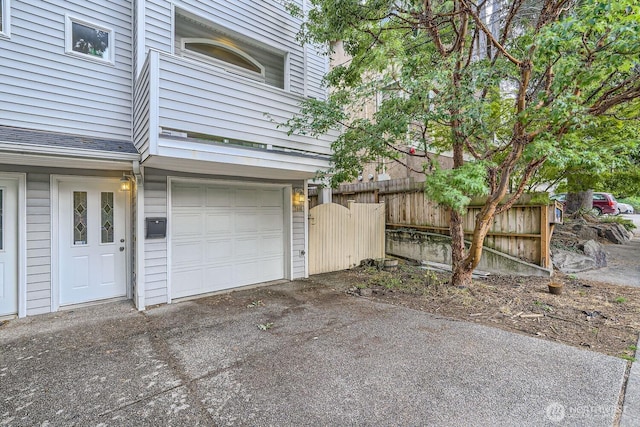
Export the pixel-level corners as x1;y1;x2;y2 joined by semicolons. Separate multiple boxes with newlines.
64;15;115;65
0;0;10;38
179;37;266;82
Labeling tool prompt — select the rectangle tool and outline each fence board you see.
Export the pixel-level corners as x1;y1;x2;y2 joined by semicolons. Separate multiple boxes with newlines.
309;179;557;267
309;202;385;274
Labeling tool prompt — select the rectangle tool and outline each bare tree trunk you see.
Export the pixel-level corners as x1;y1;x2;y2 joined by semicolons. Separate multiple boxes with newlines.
450;210;472;286
565;190;593;214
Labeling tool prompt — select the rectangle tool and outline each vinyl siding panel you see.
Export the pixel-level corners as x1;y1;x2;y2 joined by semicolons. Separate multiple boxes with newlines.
145;0;173;53
306;44;328;100
26;173;51;316
134;56;152;159
0;0;133;140
143;172;169;306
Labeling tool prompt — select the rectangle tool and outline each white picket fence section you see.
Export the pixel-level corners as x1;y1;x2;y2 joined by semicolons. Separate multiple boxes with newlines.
309;201;385;274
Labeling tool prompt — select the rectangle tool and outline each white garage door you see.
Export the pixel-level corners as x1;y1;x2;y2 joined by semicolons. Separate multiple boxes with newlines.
171;182;285;299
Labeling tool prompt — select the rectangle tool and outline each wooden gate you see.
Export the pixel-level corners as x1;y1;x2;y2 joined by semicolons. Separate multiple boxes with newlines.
309;201;385;274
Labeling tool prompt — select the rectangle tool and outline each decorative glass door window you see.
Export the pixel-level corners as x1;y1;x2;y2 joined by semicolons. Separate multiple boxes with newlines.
101;192;114;243
73;191;88;245
0;189;3;251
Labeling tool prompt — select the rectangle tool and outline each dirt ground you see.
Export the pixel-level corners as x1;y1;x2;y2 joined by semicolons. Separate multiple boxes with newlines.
312;260;640;361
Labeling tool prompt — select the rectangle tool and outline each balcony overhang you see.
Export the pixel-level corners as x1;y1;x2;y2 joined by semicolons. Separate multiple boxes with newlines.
141;135;330;180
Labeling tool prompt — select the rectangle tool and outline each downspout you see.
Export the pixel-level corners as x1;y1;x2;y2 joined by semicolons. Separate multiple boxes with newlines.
133;160;146;310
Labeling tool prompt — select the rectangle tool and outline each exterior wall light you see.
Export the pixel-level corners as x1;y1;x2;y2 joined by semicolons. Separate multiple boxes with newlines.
292;187;305;211
120;173;131;192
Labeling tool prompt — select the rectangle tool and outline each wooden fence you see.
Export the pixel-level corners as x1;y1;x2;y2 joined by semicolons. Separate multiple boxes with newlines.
308;201;386;274
309;179;562;269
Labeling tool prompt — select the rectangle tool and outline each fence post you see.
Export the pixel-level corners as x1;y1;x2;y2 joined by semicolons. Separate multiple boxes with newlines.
540;205;550;268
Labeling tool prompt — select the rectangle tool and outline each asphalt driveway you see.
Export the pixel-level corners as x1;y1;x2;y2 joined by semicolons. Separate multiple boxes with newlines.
0;279;631;426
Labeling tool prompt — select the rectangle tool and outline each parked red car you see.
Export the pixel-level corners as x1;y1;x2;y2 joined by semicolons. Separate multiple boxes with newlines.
551;192;619;215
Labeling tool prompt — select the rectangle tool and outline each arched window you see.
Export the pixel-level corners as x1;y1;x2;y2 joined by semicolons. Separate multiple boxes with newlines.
180;38;265;81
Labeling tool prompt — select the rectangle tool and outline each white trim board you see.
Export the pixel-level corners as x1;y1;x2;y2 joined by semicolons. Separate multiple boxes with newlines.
0;172;27;318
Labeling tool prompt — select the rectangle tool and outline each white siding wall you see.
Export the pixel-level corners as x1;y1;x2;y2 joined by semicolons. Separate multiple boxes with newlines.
306;44;328;100
133;55;152;159
0;0;133;140
144;0;327;99
143;172;169;306
26;173;52;316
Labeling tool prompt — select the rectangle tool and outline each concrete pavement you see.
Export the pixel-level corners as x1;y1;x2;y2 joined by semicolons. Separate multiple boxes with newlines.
0;279;632;426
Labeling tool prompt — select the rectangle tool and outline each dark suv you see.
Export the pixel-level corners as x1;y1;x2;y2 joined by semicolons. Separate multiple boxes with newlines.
551;192;619;215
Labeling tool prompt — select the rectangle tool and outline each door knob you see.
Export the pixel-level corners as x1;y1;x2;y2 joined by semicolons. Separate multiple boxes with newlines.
119;247;125;252
120;239;125;243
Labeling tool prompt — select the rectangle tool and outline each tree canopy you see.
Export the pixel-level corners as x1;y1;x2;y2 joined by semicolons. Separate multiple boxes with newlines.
284;0;640;285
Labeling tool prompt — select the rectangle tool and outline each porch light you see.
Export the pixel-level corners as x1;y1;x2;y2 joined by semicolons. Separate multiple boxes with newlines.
292;188;305;211
119;173;131;192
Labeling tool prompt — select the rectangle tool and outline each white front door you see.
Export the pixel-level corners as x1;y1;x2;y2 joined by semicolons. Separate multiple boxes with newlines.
0;178;18;316
58;179;127;306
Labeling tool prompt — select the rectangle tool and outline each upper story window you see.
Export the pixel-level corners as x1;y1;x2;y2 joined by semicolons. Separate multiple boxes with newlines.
181;38;266;82
174;9;287;89
0;0;10;38
65;15;114;65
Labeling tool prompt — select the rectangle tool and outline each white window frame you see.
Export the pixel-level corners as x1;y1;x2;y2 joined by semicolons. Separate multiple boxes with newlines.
0;0;10;38
65;15;115;65
179;37;265;82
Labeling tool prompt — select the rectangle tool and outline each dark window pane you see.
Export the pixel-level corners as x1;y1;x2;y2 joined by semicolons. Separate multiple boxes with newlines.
72;21;109;59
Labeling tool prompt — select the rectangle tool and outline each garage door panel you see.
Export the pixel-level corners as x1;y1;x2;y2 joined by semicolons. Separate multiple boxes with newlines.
172;268;203;298
236;189;259;207
205;213;233;234
204;265;234;290
236;237;260;257
233;261;261;285
261;212;284;232
260;189;283;207
205;239;234;261
172;182;285;300
235;213;259;233
206;187;232;207
173;241;204;266
260;257;284;279
172;185;203;207
173;213;204;237
261;235;284;255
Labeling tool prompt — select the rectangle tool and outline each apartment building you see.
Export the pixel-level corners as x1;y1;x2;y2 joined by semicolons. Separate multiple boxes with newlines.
0;0;333;318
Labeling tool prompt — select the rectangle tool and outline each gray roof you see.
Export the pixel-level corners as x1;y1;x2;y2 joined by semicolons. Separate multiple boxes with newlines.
0;126;139;155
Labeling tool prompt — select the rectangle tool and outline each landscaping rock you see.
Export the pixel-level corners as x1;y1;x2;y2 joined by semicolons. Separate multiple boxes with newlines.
551;248;598;273
579;239;607;268
571;223;599;241
599;223;632;244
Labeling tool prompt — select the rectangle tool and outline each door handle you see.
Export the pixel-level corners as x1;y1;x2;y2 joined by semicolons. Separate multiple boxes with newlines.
119;247;125;252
